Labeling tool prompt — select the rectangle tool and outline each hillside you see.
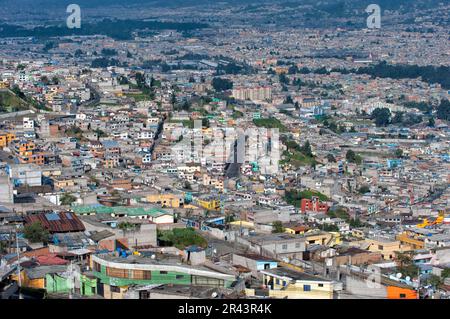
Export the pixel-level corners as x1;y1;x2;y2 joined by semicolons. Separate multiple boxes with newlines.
0;89;30;113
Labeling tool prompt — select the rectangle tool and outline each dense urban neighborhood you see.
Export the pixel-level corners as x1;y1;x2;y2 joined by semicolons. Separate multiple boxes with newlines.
0;0;449;300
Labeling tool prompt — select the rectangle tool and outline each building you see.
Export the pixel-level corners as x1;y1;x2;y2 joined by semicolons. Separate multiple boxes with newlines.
231;86;272;102
0;132;16;148
6;163;42;187
301;197;329;213
91;253;236;299
0;173;14;203
247;267;337;299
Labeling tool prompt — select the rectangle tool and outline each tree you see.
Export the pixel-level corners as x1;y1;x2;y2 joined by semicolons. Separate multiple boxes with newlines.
118;221;138;236
441;268;450;278
279;73;289;85
0;240;8;254
394;148;403;158
346;150;356;162
371;108;391;127
358;185;370;194
24;222;50;243
326;154;336;163
346;150;362;165
436;99;450;121
272;221;285;233
212;77;233;92
300;140;313;157
428;117;435;127
425;274;442;289
395;251;419;279
60;193;76;206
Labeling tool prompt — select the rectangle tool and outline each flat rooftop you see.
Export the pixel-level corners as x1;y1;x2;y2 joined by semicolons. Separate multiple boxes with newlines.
261;267;332;282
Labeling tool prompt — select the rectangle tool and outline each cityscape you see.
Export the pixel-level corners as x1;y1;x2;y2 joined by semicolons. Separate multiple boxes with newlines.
0;0;449;301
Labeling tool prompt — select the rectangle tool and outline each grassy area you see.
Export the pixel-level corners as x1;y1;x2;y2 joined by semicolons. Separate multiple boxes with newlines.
281;150;316;167
168;119;195;128
285;189;329;207
157;228;207;250
253;118;287;132
124;92;152;102
0;90;30;112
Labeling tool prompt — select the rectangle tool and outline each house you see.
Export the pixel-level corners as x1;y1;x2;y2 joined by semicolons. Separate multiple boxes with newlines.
90;252;236;299
232;254;278;278
237;233;306;259
24;211;86;233
247;267;337;299
301;197;329;213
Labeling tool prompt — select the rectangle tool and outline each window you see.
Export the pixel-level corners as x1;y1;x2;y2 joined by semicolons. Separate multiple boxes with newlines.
160;271;168;274
93;262;101;272
131;270;151;280
378;245;384;250
106;267;128;278
318;284;324;287
276;279;280;285
295;243;301;248
110;286;120;293
176;275;184;280
400;294;406;298
303;285;311;291
282;244;288;250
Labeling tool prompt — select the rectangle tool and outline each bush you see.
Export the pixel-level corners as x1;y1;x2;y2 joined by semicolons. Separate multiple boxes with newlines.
24;222;50;243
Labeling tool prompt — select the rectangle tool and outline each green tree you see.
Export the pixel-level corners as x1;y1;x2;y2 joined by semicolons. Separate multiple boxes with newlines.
272;221;285;233
118;222;138;236
24;222;50;243
425;274;442;288
326;154;336;163
395;148;403;158
60;193;76;205
300;140;313;157
212;77;233;92
371;108;391;127
0;240;8;254
346;150;356;163
436;99;450;121
358;185;370;194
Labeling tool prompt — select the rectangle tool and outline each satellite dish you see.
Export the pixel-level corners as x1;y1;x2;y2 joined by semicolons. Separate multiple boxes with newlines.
151;254;156;259
211;292;218;298
396;273;402;279
405;276;411;282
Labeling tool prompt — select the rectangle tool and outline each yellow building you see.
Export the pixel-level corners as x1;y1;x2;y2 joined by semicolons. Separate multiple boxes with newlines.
303;231;340;246
11;270;45;290
196;198;221;211
364;238;411;260
396;232;425;250
246;267;335;299
145;193;184;208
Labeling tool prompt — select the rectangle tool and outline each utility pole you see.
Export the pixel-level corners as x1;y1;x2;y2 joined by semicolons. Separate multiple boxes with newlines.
15;226;22;299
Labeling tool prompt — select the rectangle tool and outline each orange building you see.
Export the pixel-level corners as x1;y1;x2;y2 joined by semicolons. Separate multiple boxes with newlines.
386;286;418;299
12;140;45;165
0;133;16;148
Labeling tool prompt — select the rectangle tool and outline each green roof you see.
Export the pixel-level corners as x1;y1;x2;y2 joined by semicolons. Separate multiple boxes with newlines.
71;205;171;217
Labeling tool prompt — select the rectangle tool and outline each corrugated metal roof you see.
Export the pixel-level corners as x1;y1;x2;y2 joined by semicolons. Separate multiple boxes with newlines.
24;212;85;233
